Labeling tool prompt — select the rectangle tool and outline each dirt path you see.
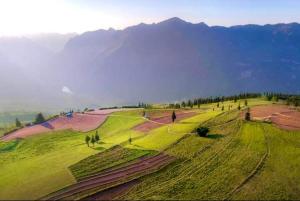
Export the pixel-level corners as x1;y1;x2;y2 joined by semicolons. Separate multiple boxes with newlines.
44;153;175;200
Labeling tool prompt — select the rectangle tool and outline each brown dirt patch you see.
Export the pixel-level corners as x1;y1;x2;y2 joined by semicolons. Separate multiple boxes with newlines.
81;180;139;200
1;109;122;141
250;105;300;131
134;112;197;132
45;153;175;200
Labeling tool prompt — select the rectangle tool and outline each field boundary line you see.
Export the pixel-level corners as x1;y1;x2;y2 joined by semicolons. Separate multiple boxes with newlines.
224;123;270;200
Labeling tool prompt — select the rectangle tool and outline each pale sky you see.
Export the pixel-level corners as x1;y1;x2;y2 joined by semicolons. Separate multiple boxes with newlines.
0;0;299;36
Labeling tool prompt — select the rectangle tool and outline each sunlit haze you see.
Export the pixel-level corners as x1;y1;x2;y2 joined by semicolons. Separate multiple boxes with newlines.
0;0;300;36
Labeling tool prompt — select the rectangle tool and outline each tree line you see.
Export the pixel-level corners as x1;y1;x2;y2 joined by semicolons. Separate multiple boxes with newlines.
167;92;300;109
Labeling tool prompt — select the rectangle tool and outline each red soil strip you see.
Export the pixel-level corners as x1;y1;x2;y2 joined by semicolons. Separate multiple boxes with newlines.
134;112;197;132
250;105;300;131
1;109;122;141
45;153;175;200
81;180;139;200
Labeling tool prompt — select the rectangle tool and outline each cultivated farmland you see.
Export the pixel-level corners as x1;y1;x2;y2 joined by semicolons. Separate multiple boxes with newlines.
0;98;299;200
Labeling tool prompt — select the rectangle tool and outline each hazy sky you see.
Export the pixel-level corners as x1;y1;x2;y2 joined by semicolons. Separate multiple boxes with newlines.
0;0;299;36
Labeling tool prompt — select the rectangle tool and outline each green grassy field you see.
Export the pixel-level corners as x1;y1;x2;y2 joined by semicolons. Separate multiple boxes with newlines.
1;98;299;200
0;130;99;200
128;110;222;151
122;114;300;200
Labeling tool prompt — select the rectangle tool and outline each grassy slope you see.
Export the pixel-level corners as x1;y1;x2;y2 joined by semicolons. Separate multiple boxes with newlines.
233;124;300;200
123;110;300;200
0;110;146;200
86;111;145;145
128;111;222;151
0;130;99;200
70;146;156;181
0;98;274;200
123;121;268;199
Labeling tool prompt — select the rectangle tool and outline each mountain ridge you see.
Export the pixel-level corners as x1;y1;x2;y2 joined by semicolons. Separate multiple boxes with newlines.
0;17;300;111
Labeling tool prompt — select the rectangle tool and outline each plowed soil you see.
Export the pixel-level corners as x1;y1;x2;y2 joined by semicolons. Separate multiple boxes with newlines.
134;112;197;132
250;105;300;130
81;180;139;200
1;109;121;141
45;153;175;200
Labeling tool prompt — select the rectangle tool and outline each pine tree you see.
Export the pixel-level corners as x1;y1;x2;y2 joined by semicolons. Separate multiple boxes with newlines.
197;99;201;108
95;131;100;143
244;99;248;106
187;100;192;108
172;111;177;123
245;108;251;121
221;105;224;111
35;113;45;124
91;135;96;146
15;118;22;127
234;96;237;103
85;135;91;147
238;104;241;110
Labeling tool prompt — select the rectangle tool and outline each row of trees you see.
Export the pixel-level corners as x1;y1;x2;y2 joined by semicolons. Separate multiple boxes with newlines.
262;92;300;106
167;92;300;109
167;93;259;109
15;113;46;127
85;131;100;147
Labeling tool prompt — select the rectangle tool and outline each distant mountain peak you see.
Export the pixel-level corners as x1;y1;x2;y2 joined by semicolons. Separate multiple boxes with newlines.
159;17;187;25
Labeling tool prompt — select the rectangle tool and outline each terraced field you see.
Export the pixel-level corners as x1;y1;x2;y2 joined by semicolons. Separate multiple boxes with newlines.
70;146;156;181
121;113;300;200
0;98;299;200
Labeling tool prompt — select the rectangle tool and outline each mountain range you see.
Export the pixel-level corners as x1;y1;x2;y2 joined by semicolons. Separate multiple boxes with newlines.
0;17;300;111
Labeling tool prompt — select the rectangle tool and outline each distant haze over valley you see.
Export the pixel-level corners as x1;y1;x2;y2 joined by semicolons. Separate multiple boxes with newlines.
0;18;300;112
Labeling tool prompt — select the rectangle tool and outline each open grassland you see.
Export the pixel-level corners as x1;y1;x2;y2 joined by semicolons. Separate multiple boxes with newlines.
0;110;147;200
0;130;99;200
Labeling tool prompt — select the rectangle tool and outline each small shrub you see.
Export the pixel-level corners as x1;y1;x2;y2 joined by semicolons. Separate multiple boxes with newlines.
196;127;209;137
245;108;251;121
